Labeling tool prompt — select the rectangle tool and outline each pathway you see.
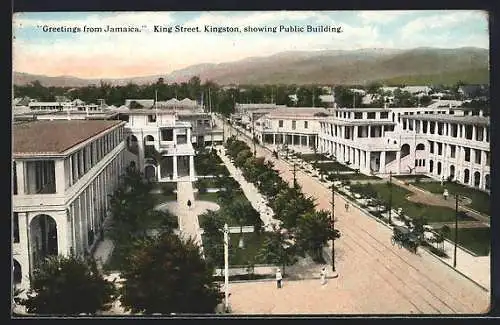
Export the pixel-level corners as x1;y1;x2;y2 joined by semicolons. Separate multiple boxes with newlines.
220;116;490;314
176;180;202;246
215;146;281;230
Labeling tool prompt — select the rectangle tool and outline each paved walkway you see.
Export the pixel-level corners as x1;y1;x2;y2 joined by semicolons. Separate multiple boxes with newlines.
220;117;490;314
216;146;281;230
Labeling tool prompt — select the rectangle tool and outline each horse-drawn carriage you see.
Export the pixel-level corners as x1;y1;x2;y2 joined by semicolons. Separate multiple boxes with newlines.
391;225;419;253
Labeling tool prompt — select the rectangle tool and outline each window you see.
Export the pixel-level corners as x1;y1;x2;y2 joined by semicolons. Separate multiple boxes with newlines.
429;141;434;154
380;112;388;119
13;162;17;195
475;149;481;164
304;121;308;129
464;148;471;162
292;120;296;130
437;143;442;156
422;160;425;167
354;112;362;119
148;114;156;123
13;212;19;243
450;145;456;158
279;120;283;128
367;112;376;119
161;129;173;141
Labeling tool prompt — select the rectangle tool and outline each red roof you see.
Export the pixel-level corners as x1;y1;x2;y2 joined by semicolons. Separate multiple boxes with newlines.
13;120;123;156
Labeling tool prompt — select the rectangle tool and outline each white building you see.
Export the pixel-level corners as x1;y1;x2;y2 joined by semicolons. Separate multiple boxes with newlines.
13;120;127;290
115;109;197;182
317;106;490;191
399;114;490;190
254;107;330;149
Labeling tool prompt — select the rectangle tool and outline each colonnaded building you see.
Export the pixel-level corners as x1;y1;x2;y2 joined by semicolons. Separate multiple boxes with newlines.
12;98;223;290
249;103;490;192
12;120;126;290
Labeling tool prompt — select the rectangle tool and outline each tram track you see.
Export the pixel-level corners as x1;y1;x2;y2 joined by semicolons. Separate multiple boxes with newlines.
222;121;489;314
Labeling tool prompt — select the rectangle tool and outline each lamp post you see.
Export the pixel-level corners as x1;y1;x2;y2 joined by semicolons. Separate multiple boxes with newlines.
389;171;393;224
223;223;230;312
330;184;338;277
453;194;458;268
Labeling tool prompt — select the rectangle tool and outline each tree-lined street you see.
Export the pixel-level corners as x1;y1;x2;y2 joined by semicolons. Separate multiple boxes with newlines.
220;116;490;314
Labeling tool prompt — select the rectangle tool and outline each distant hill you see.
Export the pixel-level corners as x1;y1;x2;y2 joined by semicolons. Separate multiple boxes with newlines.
378;67;490;86
13;47;489;87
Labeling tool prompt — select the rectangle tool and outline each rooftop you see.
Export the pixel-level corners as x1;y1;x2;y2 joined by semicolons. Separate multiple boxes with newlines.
13;120;123;156
401;114;490;126
266;107;330;119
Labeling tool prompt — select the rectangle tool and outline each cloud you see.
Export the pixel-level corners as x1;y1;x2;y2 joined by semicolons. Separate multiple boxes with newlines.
358;11;412;24
12;11;489;78
400;11;487;38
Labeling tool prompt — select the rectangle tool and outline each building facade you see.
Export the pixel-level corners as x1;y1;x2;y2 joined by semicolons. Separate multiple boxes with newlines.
12;120;127;290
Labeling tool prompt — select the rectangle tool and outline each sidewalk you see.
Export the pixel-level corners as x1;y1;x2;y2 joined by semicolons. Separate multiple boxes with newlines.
175;181;203;247
216;146;281;230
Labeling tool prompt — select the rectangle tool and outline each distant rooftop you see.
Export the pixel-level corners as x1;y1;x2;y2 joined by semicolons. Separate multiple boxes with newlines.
402;114;489;126
14;120;123;157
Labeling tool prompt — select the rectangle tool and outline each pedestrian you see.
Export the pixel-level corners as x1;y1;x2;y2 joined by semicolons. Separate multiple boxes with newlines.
276;268;282;289
345;202;349;211
320;267;327;285
443;188;449;200
187;199;192;209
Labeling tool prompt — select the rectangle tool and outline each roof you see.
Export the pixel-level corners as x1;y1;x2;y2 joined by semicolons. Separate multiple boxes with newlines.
402;86;431;94
13;120;124;156
266;107;330;119
319;95;335;103
401;114;489;126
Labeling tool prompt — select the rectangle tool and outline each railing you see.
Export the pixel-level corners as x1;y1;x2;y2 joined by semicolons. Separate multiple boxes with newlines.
34;182;56;194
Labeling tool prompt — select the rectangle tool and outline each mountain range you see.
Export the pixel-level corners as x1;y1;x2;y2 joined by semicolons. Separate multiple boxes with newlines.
13;47;489;87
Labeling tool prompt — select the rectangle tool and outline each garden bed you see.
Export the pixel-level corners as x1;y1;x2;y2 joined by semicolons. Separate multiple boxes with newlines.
300;153;331;162
412;181;490;216
443;227;490;256
313;161;355;173
351;183;476;223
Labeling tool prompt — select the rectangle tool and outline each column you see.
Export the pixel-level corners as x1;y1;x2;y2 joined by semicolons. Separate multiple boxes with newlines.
367;125;371;138
380;151;386;173
189;155;195;181
16;212;29;288
273;133;276;145
472;125;476;141
291;134;295;146
157;163;162;182
187;127;192;143
54;160;66;194
173;156;178;180
15;161;25;195
138;141;145;172
396;150;401;174
366;151;371;171
353;126;358;140
306;135;309;147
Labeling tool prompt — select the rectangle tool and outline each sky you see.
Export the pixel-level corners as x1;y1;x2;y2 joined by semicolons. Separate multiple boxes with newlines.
12;10;489;79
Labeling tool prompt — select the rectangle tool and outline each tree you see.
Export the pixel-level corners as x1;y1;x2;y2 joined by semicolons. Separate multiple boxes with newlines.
295;210;334;263
120;234;222;314
256;225;297;275
21;255;116;315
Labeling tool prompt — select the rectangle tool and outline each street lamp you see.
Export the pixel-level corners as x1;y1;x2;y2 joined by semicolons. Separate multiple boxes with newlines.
389;171;393;224
453;194;459;268
223;223;230;313
330;184;338;278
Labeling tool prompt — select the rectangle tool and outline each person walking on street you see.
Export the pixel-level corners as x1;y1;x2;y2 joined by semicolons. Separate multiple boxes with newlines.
345;202;349;211
320;267;327;285
187;200;192;209
276;268;283;289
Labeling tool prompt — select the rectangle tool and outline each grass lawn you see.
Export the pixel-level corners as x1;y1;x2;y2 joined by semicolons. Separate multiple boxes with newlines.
329;172;381;181
314;161;355;173
151;183;177;204
300;153;331;162
444;227;491;256
412;181;490;216
393;174;431;180
195;192;220;203
366;183;475;223
229;232;273;266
